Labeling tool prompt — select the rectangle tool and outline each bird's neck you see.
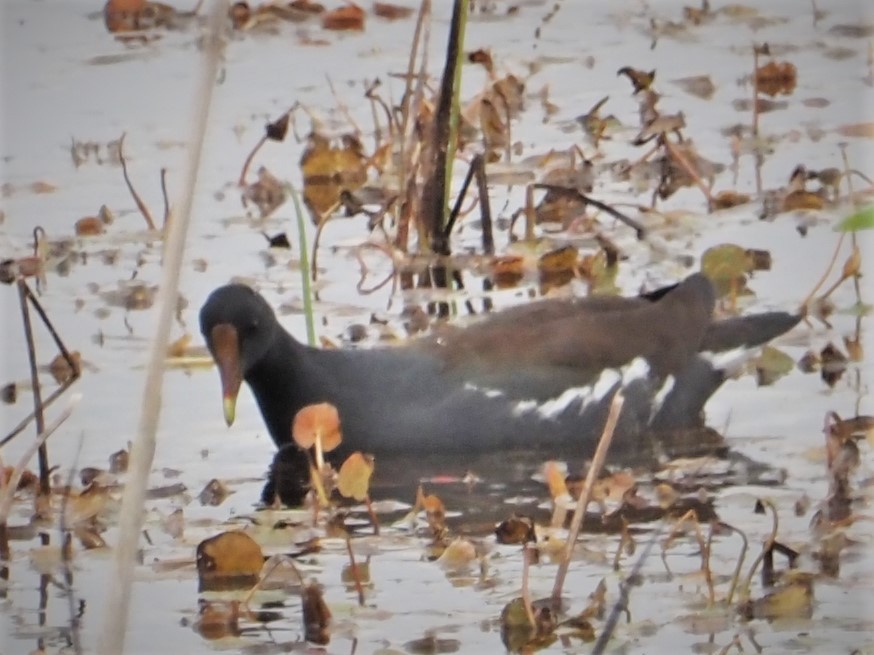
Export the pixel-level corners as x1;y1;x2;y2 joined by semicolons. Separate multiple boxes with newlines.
245;329;327;447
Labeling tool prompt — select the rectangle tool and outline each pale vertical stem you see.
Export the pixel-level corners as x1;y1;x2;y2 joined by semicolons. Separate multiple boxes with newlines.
552;392;625;601
96;4;226;654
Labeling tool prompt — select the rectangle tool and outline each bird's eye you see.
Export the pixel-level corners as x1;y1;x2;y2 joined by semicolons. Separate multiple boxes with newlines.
246;319;259;334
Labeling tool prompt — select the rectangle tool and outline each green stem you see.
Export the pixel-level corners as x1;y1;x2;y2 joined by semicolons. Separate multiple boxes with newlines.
289;184;317;347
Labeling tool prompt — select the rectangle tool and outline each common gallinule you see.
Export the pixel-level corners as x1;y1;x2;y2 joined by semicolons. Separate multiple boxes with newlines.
200;274;800;505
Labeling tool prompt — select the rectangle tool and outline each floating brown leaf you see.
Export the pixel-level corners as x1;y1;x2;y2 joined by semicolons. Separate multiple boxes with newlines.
199;478;232;506
781;190;824;212
372;2;413;20
712;190;751;210
75;216;105;237
495;515;536;545
49;351;81;385
836;122;874;138
196;531;263;591
755;60;797;97
322;4;364;30
301;133;368;220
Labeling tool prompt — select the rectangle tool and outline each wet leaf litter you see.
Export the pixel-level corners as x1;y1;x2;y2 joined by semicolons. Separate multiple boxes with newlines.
1;1;873;654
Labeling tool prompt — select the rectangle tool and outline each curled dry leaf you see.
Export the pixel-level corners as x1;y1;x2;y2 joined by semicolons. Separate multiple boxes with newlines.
336;451;374;501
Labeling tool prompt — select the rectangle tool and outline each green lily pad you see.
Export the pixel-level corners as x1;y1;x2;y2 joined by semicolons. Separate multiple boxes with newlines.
835;205;874;232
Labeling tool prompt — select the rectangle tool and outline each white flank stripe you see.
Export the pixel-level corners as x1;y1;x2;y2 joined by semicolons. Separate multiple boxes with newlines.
463;382;505;399
535;387;591;419
511;357;654;420
700;347;758;376
651;374;675;414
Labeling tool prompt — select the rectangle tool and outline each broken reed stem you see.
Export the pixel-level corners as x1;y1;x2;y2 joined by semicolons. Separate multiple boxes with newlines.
521;543;536;628
118;132;158;231
18;279;50;496
551;391;625;602
0;395;79;525
96;5;225;654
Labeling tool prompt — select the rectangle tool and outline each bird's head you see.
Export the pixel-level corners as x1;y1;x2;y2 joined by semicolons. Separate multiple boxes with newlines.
200;284;278;427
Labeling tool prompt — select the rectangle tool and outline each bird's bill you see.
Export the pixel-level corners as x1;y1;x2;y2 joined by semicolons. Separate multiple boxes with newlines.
209;324;242;426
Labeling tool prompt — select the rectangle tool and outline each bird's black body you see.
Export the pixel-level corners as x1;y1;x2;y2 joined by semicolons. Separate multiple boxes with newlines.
199;274;800;505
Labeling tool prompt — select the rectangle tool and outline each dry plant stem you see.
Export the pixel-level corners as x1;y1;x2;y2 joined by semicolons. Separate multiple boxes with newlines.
18;279;50;495
364;495;381;536
533;184;647;238
551;391;625;602
720;522;749;605
311;205;341;280
0;396;78;525
96;5;224;654
521;543;536;628
660;510;715;604
799;232;846;315
524;185;536;241
345;538;366;606
662;138;714;209
473;154;494;254
160;167;170;227
751;46;762;196
238;135;267;186
118;132;158;231
242;554;304;608
839;144;863;303
739;499;778;602
2;282;81;448
717;634;745;655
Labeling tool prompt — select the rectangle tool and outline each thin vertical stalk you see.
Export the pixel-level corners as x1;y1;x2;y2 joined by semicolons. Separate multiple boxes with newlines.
96;4;225;654
18;279;49;496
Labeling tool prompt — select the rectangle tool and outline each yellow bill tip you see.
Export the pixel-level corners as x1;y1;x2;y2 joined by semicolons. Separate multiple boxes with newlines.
223;395;237;427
